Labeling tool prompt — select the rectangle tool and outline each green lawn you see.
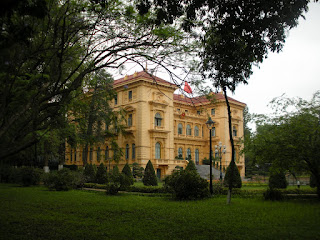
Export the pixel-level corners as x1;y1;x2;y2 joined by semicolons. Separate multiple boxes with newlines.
0;184;319;240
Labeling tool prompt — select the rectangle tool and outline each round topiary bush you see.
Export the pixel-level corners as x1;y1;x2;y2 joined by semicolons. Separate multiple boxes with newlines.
43;168;74;191
223;161;242;188
143;160;158;186
164;170;209;200
269;171;288;189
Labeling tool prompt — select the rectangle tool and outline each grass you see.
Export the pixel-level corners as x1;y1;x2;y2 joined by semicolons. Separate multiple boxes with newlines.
0;184;319;240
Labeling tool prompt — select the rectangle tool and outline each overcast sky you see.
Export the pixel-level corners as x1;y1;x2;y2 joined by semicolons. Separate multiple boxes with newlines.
116;2;320;116
232;2;320;115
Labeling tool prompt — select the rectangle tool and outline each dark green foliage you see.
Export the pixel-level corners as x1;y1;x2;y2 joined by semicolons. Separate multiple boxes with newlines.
269;171;288;189
64;165;78;171
18;167;43;187
43;169;74;191
106;182;120;195
132;162;144;178
185;160;197;172
96;163;108;184
143;160;158;186
202;158;210;165
122;163;134;185
0;165;14;183
83;164;96;183
263;188;284;201
310;173;317;188
223;161;242;188
164;170;209;200
105;166;121;194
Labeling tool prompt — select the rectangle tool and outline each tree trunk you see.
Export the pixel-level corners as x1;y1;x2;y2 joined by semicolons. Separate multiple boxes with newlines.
223;86;235;204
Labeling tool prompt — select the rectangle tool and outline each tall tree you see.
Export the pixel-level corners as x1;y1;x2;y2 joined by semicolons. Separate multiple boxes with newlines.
0;0;191;160
137;0;316;204
246;92;320;198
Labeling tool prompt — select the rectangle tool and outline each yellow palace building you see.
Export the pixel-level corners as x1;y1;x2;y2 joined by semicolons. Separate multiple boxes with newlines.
65;71;246;178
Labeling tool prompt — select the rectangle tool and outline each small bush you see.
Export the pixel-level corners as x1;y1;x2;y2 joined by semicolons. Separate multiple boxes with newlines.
43;168;74;191
185;160;197;172
202;158;210;165
269;171;287;189
263;188;284;201
84;164;96;183
132;162;143;179
223;161;242;188
164;170;209;200
96;163;108;184
212;181;225;195
19;167;43;187
143;160;158;186
106;182;120;195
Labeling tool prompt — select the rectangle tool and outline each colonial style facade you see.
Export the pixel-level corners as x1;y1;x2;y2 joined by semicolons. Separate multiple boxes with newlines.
65;71;246;178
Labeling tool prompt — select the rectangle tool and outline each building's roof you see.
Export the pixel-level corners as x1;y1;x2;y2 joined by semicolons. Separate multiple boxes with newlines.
114;71;245;106
173;93;245;106
114;71;176;87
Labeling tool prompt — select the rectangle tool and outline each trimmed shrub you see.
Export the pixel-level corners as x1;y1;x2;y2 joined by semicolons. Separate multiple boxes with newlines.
132;162;143;178
105;166;121;194
84;163;96;183
202;158;210;165
64;165;78;171
96;163;108;184
164;170;209;200
143;160;158;186
43;168;74;191
19;167;43;186
106;182;120;195
223;161;242;188
185;160;197;172
263;188;284;201
269;171;288;189
122;163;134;185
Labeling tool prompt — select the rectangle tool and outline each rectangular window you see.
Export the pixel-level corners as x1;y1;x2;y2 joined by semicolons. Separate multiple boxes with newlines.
128;90;132;101
132;144;135;159
177;108;180;111
97;147;101;162
128;114;132;127
74;148;77;162
197;110;201;115
211;108;215;115
70;149;73;162
114;94;118;105
185;110;188;113
89;147;93;161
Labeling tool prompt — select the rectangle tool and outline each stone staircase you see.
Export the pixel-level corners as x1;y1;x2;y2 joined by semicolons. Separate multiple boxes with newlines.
196;165;224;180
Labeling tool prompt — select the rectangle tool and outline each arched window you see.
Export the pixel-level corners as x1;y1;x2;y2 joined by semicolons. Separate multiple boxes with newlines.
212;127;216;137
105;146;109;160
187;148;191;160
233;126;237;137
155;142;161;159
186;124;192;136
194;126;199;136
195;149;199;165
132;144;135;159
178;123;183;134
155;113;162;126
125;144;129;160
178;147;183;158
